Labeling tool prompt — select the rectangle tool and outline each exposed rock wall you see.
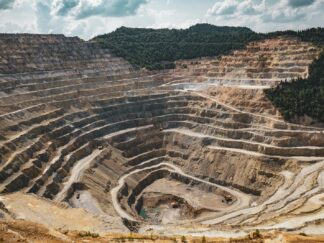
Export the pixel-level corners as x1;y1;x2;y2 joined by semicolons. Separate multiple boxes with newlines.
176;37;321;83
0;34;323;236
0;34;131;74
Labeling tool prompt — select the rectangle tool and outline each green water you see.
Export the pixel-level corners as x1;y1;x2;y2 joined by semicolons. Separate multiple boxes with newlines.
139;209;148;219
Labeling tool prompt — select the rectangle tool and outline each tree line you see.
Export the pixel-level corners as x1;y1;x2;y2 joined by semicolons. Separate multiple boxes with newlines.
93;24;258;70
93;24;324;70
265;52;324;123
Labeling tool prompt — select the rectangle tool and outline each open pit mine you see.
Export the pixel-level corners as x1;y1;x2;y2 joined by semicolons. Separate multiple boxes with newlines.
0;34;324;242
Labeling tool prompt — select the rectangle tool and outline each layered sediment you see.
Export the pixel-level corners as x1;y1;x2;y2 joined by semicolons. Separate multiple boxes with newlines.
176;37;321;87
0;34;323;239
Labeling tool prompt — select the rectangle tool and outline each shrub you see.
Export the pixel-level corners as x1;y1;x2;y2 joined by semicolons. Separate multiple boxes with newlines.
78;231;99;238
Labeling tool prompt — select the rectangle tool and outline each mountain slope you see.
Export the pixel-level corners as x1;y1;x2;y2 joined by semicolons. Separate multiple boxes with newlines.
265;52;324;123
93;24;324;70
93;24;258;70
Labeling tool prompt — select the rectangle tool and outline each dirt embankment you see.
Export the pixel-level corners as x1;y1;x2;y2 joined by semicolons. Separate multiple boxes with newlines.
0;219;324;243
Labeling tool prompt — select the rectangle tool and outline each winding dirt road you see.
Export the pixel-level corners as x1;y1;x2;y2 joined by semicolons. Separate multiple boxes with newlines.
110;161;251;222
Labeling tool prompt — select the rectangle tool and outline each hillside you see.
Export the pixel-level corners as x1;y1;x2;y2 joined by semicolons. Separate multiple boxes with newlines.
265;52;324;123
93;24;258;70
265;28;324;46
0;34;132;74
92;24;324;123
176;37;320;82
93;24;324;70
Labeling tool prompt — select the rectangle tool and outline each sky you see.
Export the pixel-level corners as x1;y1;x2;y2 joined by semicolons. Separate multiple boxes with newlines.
0;0;323;40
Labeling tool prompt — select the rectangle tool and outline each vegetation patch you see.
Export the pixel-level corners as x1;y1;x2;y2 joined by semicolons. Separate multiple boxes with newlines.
93;24;324;70
93;24;257;70
265;52;324;123
78;231;100;238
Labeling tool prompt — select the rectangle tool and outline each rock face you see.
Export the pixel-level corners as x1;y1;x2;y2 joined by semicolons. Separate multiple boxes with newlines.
176;37;320;86
0;34;132;74
0;34;324;238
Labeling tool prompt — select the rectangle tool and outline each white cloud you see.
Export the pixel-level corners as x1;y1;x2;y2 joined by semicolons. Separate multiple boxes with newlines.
206;0;324;31
0;21;35;33
20;0;150;39
50;0;149;19
0;0;323;39
146;8;175;21
207;0;262;17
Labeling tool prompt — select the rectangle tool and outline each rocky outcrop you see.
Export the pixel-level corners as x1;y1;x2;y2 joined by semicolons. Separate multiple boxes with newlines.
0;34;323;235
176;37;321;86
